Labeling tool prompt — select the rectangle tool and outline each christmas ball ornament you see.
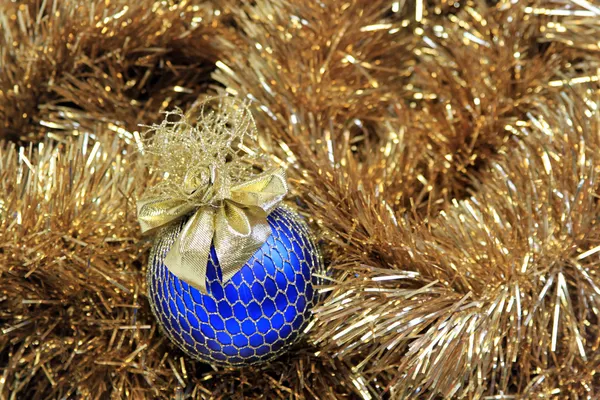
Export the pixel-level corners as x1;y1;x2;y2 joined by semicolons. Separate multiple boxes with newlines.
147;206;322;366
137;97;323;366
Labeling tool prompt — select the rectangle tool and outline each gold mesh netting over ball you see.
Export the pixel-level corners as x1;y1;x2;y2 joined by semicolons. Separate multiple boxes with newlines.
1;0;600;399
147;206;323;366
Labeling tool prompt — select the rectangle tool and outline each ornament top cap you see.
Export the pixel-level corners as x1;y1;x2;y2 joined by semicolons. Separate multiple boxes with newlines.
137;96;288;292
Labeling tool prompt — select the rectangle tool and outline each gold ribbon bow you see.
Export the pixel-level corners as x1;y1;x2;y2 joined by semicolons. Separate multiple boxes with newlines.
138;167;287;292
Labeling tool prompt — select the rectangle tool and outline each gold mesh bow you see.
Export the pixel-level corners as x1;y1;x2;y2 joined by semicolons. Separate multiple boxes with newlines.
136;97;288;292
138;168;287;292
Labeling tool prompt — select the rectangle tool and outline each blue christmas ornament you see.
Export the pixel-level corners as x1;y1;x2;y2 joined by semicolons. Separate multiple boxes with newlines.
147;206;322;366
139;98;323;366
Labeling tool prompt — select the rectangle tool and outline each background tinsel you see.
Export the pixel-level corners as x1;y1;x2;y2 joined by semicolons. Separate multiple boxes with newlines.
1;0;599;398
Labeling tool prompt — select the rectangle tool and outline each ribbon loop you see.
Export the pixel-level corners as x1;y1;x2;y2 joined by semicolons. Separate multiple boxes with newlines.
229;170;288;212
137;198;197;235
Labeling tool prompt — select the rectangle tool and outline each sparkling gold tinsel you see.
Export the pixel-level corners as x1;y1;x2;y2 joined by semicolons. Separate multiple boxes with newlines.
1;0;600;398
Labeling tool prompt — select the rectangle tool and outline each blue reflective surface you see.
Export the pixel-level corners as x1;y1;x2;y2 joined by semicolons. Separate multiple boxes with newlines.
147;207;322;366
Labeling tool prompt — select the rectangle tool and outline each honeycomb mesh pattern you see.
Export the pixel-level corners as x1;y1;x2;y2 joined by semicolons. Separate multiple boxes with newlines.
147;206;322;366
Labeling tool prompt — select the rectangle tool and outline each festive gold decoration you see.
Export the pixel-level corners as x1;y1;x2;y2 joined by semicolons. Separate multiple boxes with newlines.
137;98;288;291
1;0;600;398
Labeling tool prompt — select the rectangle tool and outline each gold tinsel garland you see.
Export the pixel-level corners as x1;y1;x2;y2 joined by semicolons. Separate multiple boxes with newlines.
1;0;600;398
